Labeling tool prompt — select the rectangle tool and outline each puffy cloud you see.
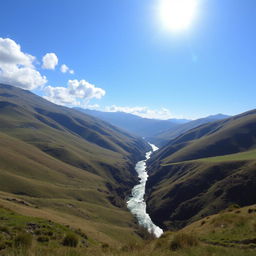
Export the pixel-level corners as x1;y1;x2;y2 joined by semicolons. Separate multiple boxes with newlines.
60;64;74;74
104;105;173;120
0;38;47;89
42;53;58;70
44;79;106;107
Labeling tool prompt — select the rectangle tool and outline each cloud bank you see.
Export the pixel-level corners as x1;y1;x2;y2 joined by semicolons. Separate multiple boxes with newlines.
44;79;106;107
0;38;47;89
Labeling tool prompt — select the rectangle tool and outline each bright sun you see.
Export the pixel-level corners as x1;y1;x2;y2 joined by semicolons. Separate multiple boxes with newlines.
159;0;198;31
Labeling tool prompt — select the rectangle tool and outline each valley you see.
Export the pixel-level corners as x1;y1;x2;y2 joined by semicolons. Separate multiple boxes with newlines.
127;143;163;238
0;84;256;255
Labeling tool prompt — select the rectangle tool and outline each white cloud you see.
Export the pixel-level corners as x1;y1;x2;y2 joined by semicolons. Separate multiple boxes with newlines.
104;105;173;120
0;38;47;90
42;53;58;70
86;104;100;110
44;79;106;107
60;64;74;74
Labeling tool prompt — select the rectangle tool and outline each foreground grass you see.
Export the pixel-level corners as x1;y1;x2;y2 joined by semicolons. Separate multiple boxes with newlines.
1;205;256;256
2;241;256;256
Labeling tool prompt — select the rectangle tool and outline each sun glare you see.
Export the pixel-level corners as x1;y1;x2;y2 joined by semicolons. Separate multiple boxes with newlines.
159;0;198;31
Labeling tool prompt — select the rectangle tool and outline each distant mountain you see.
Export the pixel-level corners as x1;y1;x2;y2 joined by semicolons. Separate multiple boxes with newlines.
149;114;230;146
146;109;256;230
0;83;150;244
76;108;190;138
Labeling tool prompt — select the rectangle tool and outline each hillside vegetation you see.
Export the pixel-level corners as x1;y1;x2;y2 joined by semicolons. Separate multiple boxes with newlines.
1;204;255;256
0;83;150;244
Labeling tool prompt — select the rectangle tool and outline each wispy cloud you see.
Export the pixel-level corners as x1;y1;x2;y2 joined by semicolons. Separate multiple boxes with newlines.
42;53;58;70
0;38;47;89
104;105;173;120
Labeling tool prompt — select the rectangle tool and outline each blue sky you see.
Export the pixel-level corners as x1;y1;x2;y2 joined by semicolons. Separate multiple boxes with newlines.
0;0;255;119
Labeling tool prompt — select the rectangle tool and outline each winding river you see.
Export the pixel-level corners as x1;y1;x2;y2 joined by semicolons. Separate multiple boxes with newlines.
127;143;163;238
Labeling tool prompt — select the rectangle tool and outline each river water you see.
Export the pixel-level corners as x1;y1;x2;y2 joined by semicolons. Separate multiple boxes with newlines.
127;143;163;238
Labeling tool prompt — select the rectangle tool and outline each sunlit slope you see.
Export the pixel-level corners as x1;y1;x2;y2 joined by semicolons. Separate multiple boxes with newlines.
0;83;150;244
151;109;256;164
146;109;256;230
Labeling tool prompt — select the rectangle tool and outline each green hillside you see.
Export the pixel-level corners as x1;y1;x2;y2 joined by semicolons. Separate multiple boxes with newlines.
146;109;256;230
151;109;256;164
0;83;150;245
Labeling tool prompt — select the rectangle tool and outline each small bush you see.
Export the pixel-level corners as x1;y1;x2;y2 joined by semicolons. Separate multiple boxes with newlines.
227;204;240;212
201;220;206;226
62;233;79;247
0;226;10;234
121;243;142;252
135;226;155;240
34;229;42;235
14;233;32;249
101;243;110;252
248;208;254;214
170;233;198;251
46;230;53;236
0;239;12;250
75;229;88;240
37;235;49;243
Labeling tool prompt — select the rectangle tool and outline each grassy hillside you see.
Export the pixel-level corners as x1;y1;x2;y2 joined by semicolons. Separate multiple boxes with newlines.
146;109;256;230
151;109;256;164
1;204;255;256
0;83;150;244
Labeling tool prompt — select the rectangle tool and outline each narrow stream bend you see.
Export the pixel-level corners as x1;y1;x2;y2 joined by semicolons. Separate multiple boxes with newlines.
127;143;163;238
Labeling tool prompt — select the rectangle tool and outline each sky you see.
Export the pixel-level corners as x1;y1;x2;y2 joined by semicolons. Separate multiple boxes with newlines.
0;0;256;119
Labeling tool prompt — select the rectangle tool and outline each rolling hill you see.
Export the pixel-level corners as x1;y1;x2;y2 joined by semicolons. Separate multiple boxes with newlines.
0;83;150;245
146;109;256;230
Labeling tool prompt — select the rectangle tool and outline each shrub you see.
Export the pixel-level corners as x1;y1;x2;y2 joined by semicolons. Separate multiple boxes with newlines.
62;233;79;247
101;243;110;252
227;204;240;212
136;226;155;240
170;233;198;251
37;235;49;243
0;225;10;234
201;220;206;226
14;233;32;249
248;208;254;214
